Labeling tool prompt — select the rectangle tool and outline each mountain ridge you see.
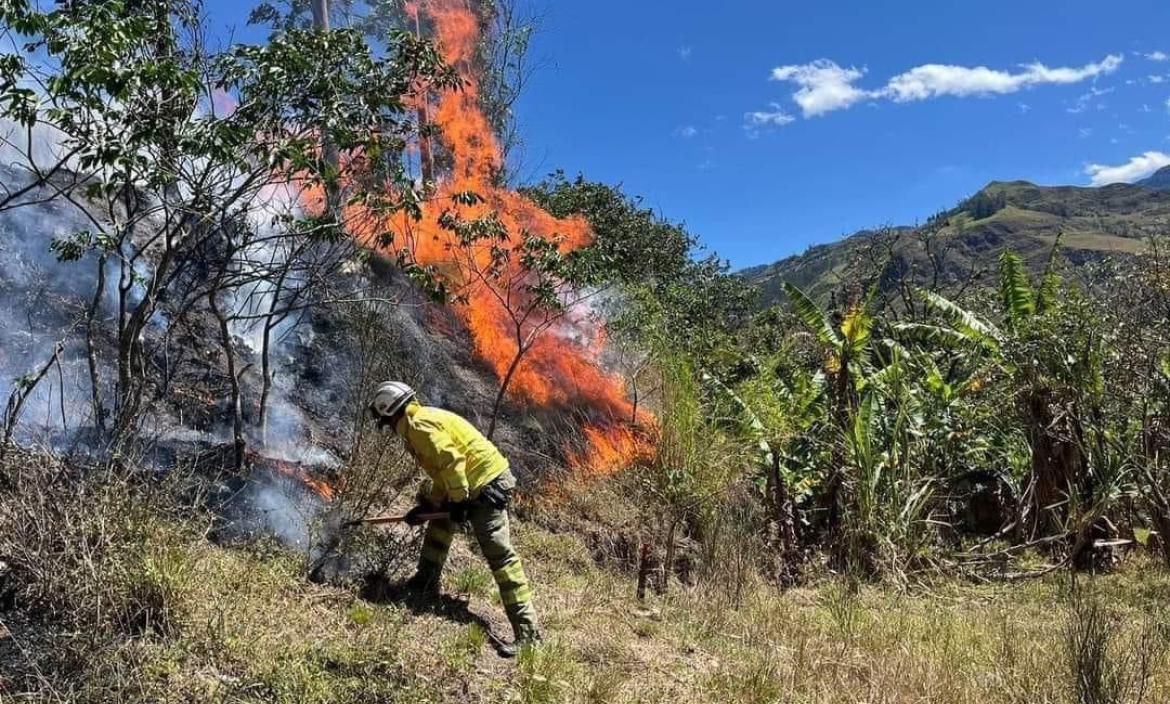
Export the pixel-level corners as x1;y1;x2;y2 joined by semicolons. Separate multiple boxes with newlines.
744;177;1170;306
1138;165;1170;190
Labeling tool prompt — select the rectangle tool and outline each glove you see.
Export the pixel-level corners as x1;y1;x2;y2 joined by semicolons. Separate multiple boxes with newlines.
444;500;470;524
403;504;430;527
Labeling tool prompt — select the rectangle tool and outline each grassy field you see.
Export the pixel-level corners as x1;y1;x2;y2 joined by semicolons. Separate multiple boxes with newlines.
6;506;1168;704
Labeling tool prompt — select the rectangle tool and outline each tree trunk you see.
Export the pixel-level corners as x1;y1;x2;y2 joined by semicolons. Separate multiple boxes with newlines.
663;518;679;595
1024;392;1083;540
257;251;297;447
2;342;64;462
825;357;857;537
310;0;329;29
110;8;182;445
636;541;653;601
209;291;245;471
1157;514;1170;569
310;0;341;221
259;315;275;446
629;369;640;425
767;453;801;585
413;10;434;184
86;254;107;434
487;346;526;439
1023;391;1112;570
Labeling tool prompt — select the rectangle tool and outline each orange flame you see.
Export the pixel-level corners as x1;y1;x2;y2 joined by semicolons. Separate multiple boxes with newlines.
251;451;337;501
297;472;336;501
568;424;654;477
309;0;652;476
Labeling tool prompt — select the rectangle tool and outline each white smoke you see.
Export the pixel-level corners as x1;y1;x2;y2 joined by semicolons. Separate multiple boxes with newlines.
0;119;81;178
247;479;323;548
0;120;340;549
0;162;109;441
0;84;381;573
224;182;341;469
0;118;173;446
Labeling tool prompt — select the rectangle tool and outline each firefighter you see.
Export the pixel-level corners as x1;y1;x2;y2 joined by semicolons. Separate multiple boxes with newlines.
369;381;541;652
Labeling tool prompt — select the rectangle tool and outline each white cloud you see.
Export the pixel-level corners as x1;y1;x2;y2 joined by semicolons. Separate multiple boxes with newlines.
1079;127;1093;139
1085;151;1170;185
1147;51;1169;62
768;54;1123;118
1150;75;1166;84
1018;102;1031;114
769;60;870;116
742;104;795;138
678;46;692;61
744;104;796;127
1166;97;1170;113
674;125;698;139
883;55;1122;102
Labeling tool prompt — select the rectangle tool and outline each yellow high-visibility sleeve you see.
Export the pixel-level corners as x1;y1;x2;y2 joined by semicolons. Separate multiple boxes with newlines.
397;403;507;503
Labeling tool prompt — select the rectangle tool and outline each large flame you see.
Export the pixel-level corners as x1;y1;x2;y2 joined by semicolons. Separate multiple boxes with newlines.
311;0;650;476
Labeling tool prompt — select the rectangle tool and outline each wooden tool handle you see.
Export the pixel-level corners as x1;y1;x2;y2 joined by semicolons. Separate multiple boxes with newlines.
345;512;449;527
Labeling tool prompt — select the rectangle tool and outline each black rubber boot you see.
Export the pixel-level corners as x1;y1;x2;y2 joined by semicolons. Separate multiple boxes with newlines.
400;569;441;597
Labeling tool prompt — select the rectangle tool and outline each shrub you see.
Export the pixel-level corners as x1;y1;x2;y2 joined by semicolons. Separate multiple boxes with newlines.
0;453;194;636
0;450;202;697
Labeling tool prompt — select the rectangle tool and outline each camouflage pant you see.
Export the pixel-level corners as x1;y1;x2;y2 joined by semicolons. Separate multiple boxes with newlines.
417;470;539;640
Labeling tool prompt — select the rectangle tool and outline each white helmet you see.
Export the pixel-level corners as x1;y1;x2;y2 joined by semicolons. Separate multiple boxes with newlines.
370;381;416;419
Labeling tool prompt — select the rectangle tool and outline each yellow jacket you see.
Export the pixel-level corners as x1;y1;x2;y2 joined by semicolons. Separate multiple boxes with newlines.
395;402;508;503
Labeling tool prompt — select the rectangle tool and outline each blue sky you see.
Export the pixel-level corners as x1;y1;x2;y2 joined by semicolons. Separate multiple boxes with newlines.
508;0;1170;267
204;1;1170;268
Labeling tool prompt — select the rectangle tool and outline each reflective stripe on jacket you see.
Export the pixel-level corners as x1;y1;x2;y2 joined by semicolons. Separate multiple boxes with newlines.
395;402;508;502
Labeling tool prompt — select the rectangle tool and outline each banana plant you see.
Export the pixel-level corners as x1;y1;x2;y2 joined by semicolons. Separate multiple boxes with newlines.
783;281;883;536
782;282;878;414
703;370;804;575
701;371;775;468
892;243;1118;563
893;289;1003;356
783;282;875;367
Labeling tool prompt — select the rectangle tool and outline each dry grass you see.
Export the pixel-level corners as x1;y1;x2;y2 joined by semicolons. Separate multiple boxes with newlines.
3;454;1170;702
520;558;1170;704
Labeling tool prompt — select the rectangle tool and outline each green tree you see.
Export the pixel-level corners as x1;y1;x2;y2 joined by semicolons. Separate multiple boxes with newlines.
898;249;1118;568
0;0;457;458
525;173;755;375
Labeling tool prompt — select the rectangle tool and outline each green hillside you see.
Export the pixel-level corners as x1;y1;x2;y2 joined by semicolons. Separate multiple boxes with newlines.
746;179;1170;306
